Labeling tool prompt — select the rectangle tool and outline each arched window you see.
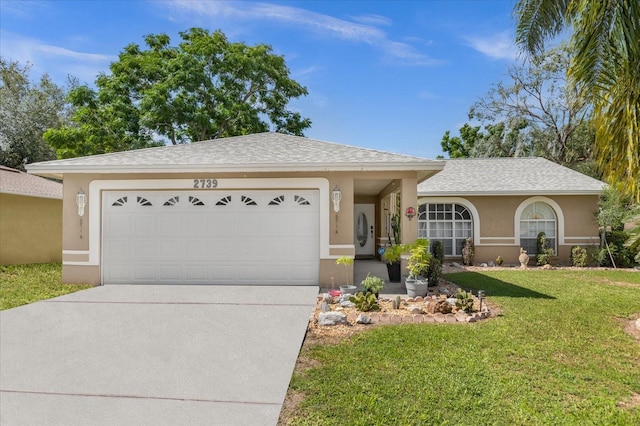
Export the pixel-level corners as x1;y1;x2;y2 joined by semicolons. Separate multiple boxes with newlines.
418;203;473;256
519;202;556;255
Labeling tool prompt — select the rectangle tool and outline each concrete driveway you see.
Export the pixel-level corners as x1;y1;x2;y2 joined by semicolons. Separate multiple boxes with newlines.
0;285;317;426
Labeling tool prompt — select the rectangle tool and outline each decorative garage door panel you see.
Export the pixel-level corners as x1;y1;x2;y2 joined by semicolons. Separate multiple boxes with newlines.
102;190;319;285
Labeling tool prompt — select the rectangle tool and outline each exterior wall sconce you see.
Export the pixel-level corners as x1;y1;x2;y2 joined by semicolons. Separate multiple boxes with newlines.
405;206;416;220
76;189;86;217
332;185;342;213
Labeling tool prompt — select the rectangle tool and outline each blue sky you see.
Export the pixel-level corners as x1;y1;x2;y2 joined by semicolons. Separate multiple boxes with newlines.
0;0;521;159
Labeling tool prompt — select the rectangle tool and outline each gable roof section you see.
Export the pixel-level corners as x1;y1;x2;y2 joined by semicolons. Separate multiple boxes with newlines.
418;157;605;196
26;132;444;179
0;166;62;199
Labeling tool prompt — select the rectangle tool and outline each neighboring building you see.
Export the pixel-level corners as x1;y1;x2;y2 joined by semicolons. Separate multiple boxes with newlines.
417;157;605;265
26;133;444;286
0;166;63;265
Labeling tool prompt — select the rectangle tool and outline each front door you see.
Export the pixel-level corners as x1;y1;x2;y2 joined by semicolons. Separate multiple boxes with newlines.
354;204;375;256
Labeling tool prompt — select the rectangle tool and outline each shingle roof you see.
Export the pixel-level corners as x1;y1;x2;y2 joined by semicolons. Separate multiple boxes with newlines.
417;157;605;195
26;132;444;177
0;166;62;199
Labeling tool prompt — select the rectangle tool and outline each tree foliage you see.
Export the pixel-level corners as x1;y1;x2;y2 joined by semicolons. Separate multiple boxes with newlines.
45;28;311;158
468;45;592;165
0;58;67;170
514;0;640;201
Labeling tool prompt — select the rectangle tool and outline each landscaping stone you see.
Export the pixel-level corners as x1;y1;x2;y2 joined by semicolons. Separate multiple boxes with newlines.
414;296;424;302
466;315;478;323
356;314;371;324
455;312;469;322
636;318;640;330
338;294;353;303
322;293;333;302
451;262;461;267
412;315;425;323
423;315;435;323
391;315;402;324
340;301;356;308
445;314;457;323
318;312;348;326
407;305;423;314
319;301;330;312
433;313;445;323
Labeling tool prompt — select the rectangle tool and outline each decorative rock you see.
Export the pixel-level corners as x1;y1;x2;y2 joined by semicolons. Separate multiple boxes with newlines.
318;312;348;326
379;313;391;324
407;305;423;314
406;297;415;303
340;300;356;308
356;314;371;324
541;264;553;270
445;314;457;323
433;313;446;323
455;311;469;322
446;298;458;305
466;315;478;323
438;287;449;295
480;263;488;268
423;315;435;323
322;293;333;302
335;306;344;311
414;296;424;302
487;261;495;267
338;293;353;303
412;315;425;323
391;315;402;324
319;301;330;312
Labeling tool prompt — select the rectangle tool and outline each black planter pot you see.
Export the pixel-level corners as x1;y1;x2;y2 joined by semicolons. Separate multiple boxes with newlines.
386;262;401;283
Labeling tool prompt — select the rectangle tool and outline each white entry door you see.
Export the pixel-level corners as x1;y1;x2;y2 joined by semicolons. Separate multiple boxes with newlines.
354;204;375;256
102;190;319;285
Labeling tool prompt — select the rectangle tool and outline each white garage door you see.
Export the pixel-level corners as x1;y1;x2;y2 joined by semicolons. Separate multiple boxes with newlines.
102;190;319;285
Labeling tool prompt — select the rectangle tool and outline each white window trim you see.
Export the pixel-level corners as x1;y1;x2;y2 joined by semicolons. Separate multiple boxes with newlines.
83;178;330;267
514;196;565;248
418;197;480;245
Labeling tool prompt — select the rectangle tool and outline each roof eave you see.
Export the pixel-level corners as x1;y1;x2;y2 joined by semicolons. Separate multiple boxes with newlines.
27;161;445;176
418;189;605;197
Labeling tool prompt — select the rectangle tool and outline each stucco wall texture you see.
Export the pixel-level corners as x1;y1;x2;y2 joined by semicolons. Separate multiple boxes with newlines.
0;193;62;265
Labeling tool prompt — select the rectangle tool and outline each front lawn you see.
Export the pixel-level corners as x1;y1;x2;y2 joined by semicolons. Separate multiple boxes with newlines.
286;270;640;425
0;263;93;310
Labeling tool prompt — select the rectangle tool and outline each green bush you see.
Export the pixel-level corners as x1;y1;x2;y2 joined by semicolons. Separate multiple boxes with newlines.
349;292;380;312
536;232;555;265
598;231;635;268
570;246;588;267
361;274;384;295
430;240;444;263
455;289;474;313
426;258;442;287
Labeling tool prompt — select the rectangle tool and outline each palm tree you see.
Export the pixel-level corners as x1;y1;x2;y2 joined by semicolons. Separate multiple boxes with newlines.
514;0;639;202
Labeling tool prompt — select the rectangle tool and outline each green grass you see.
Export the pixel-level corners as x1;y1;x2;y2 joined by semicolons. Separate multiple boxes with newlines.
289;270;640;425
0;263;93;310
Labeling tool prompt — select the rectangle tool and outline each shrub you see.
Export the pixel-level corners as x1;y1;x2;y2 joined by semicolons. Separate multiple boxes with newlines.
405;239;431;278
462;238;474;266
455;289;474;313
426;258;442;287
570;246;588;267
430;240;444;263
536;232;555;265
496;256;504;266
349;292;379;312
361;274;384;295
599;231;635;268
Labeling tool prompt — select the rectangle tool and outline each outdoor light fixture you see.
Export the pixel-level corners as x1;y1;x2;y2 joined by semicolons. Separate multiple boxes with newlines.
76;189;86;217
405;206;416;220
478;290;486;311
332;185;342;213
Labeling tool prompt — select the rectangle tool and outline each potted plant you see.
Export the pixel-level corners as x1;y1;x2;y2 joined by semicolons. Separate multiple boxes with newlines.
361;273;384;298
382;244;403;283
405;239;431;297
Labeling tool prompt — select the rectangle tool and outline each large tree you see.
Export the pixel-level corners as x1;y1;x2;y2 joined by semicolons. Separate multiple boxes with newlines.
45;28;311;158
0;59;66;170
514;0;640;201
469;45;592;165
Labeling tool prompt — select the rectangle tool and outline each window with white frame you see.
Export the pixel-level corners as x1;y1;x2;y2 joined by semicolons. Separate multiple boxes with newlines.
519;202;556;255
418;203;473;256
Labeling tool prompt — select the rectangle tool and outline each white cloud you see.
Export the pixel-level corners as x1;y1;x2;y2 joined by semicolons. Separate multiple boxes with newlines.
464;30;520;61
0;30;114;85
159;0;442;66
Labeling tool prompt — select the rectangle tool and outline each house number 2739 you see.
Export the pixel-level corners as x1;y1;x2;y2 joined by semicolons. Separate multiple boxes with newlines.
193;179;218;189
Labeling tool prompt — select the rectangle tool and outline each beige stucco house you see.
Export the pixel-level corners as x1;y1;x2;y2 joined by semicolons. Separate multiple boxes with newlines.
0;166;63;265
417;158;605;265
26;133;443;286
